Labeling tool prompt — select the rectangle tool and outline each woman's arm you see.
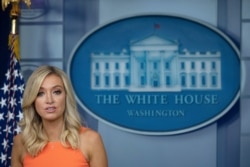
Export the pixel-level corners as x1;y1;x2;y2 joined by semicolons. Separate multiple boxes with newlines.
80;129;108;167
11;134;23;167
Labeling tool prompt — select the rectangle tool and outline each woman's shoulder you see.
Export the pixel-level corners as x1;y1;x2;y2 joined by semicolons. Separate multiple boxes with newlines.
78;127;103;161
13;133;26;153
79;127;101;142
79;127;105;150
78;127;108;166
13;133;23;145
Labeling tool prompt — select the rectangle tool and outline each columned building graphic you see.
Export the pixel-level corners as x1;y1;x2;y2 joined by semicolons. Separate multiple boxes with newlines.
91;35;221;92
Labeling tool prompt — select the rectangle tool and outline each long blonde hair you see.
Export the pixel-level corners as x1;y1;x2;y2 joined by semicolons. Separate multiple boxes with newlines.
20;65;83;156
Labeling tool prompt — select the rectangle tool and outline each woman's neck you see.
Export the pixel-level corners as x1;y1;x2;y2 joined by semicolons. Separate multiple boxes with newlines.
42;119;64;141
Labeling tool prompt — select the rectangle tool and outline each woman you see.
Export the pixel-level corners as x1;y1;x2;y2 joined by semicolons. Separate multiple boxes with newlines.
11;65;108;167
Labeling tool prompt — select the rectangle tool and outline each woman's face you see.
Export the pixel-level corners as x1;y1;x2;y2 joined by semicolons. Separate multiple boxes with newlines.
34;74;66;122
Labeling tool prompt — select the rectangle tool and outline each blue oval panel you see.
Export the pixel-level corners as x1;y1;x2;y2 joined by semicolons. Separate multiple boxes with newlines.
68;14;240;135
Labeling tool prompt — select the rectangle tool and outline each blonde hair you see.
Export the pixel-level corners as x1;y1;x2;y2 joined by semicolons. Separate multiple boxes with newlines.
20;65;83;156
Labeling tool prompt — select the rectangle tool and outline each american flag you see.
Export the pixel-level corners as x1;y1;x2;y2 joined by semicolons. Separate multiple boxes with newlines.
0;34;24;166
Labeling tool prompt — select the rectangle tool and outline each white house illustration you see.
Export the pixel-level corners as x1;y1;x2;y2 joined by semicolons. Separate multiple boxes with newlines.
91;35;221;92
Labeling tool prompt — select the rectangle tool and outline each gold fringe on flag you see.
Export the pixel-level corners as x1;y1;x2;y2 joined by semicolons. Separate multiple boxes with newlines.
2;0;31;11
2;0;31;61
8;34;20;60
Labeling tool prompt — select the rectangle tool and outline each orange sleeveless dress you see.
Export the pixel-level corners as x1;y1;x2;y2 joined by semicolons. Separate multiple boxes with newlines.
23;128;90;167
